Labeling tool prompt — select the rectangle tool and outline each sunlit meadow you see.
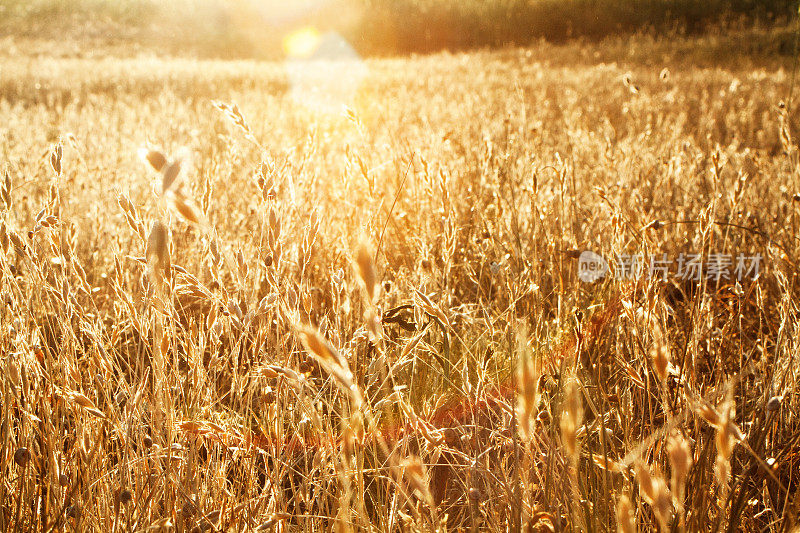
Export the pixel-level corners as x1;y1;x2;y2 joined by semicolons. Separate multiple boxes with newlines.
1;1;800;531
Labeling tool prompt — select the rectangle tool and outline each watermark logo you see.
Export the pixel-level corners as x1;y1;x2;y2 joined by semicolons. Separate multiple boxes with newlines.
578;252;761;282
578;251;609;282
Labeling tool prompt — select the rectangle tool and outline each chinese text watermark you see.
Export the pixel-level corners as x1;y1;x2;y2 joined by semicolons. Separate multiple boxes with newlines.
578;252;761;282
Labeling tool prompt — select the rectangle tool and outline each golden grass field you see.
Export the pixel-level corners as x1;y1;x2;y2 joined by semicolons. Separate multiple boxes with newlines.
1;24;800;532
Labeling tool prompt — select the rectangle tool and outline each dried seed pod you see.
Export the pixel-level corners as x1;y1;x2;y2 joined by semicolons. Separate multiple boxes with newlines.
696;403;721;427
443;427;458;446
263;387;276;405
0;222;8;252
13;447;31;468
117;488;132;505
115;389;128;406
766;396;782;413
643;219;665;231
299;326;359;404
537;410;552;425
714;392;741;491
181;500;196;518
213;100;257;143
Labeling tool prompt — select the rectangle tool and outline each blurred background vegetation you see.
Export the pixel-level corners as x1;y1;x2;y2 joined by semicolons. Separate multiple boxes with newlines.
0;0;796;58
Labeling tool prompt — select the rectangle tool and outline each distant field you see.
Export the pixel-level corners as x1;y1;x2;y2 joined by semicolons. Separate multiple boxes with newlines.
0;0;796;57
1;17;800;533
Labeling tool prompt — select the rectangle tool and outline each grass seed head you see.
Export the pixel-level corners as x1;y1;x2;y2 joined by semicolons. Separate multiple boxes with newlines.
560;377;583;459
516;331;540;440
162;159;183;193
668;432;692;509
170;192;204;226
635;461;672;528
400;456;433;506
50;143;62;175
651;342;669;382
355;241;377;303
146;221;170;280
616;494;635;533
139;148;167;172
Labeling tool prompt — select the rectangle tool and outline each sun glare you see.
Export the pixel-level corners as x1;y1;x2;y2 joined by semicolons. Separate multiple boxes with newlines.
283;26;322;58
282;27;367;114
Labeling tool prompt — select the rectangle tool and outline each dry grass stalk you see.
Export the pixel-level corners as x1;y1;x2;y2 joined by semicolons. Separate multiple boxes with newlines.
0;29;797;532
